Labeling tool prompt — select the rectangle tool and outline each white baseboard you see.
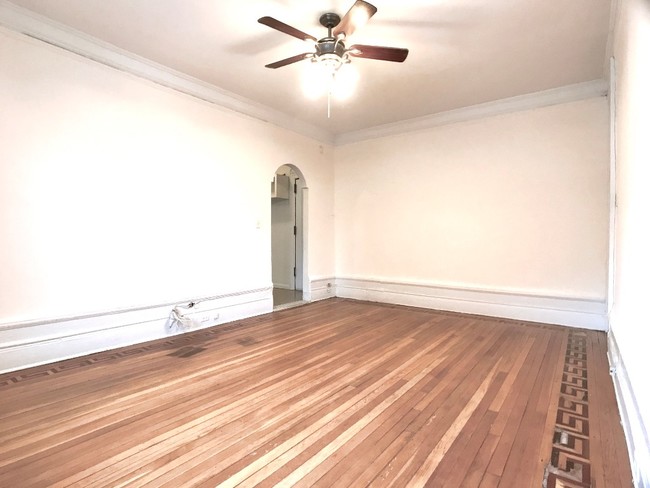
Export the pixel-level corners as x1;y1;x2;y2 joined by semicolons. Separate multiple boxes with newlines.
0;277;607;374
608;331;650;488
310;277;336;302
0;287;273;374
272;283;292;290
335;277;607;330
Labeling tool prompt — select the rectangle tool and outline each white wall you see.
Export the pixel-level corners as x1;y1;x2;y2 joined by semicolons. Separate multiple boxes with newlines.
609;0;650;484
334;98;610;327
0;28;335;368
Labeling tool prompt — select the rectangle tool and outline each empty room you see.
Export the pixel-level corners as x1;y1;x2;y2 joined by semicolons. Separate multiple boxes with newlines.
0;0;648;487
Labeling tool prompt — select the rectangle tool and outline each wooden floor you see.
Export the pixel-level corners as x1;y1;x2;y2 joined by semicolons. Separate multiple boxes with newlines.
0;299;631;487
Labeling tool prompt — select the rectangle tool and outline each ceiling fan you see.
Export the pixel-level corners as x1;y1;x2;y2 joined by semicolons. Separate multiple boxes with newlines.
258;0;409;71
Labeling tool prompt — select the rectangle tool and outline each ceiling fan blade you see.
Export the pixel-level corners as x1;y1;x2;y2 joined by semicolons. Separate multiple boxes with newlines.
333;0;378;38
348;44;409;62
258;17;317;43
265;53;313;69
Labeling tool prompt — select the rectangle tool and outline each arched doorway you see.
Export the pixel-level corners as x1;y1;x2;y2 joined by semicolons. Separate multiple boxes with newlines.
271;164;308;308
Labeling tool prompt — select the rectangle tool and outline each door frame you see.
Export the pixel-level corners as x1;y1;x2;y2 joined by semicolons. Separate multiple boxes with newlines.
271;164;309;302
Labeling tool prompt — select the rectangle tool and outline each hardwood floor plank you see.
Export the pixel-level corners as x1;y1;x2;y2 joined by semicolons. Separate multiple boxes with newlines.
478;472;501;488
368;325;514;487
97;313;436;487
65;313;423;486
193;320;456;487
0;298;632;487
531;330;568;488
588;331;631;488
498;332;564;486
459;433;501;487
409;366;504;487
484;328;551;478
317;323;494;487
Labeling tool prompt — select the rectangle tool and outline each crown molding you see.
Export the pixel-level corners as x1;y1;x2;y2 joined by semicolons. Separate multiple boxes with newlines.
334;79;609;146
0;1;610;148
0;0;335;145
604;0;621;76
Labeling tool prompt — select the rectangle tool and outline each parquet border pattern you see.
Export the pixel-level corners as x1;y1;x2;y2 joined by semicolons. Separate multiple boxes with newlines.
545;330;592;487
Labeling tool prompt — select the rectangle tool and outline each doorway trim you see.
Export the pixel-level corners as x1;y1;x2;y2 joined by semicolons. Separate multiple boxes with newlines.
271;164;309;305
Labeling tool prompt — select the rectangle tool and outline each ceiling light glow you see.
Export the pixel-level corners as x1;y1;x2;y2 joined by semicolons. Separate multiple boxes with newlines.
302;55;356;102
331;63;358;101
302;59;334;99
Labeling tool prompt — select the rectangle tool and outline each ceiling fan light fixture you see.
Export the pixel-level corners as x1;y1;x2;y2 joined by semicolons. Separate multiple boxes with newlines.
319;53;344;72
259;1;407;112
301;56;357;101
331;63;359;101
302;59;333;99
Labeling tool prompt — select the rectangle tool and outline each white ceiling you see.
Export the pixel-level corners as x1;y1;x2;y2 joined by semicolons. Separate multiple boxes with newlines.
7;0;613;136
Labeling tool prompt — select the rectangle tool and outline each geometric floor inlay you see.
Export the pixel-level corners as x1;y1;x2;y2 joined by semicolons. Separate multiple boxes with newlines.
544;330;592;487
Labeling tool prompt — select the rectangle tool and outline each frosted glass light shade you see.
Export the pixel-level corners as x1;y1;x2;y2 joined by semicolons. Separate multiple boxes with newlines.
331;63;358;101
302;59;358;101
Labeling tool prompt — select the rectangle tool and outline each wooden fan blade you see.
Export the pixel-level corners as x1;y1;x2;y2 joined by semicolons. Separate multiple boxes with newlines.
258;16;317;42
333;1;378;38
348;44;409;62
265;53;313;69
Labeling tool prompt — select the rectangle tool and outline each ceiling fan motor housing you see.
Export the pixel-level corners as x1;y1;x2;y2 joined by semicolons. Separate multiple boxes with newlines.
316;39;346;58
319;12;341;29
316;12;346;66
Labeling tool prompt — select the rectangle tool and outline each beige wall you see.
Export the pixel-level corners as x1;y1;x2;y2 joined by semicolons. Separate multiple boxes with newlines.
0;27;335;324
334;98;610;300
610;0;650;483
